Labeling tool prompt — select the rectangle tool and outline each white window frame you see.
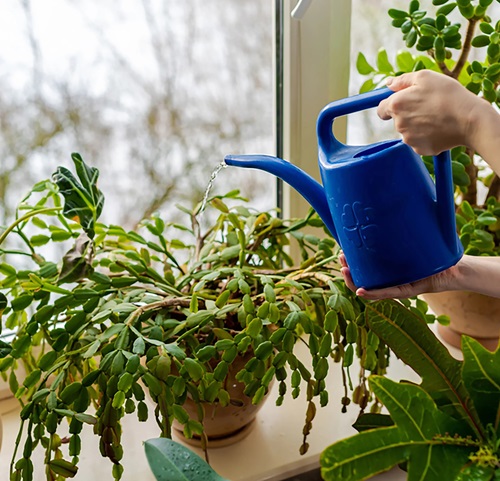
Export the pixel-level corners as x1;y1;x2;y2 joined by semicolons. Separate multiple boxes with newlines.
276;0;351;238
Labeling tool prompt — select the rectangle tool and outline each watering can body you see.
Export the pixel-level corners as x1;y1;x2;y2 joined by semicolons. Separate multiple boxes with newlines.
225;88;463;290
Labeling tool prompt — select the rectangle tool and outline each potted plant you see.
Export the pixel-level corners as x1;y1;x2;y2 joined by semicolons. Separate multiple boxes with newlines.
320;299;500;480
355;0;500;349
0;154;434;480
146;301;500;480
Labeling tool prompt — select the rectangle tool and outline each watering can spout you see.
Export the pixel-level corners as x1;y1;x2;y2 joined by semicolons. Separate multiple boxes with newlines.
224;154;338;241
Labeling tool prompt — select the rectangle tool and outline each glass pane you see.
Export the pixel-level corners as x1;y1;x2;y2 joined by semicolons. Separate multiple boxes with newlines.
348;0;409;146
0;0;275;228
348;0;500;148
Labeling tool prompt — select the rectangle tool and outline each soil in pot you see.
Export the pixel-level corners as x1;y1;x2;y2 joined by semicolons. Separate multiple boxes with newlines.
423;291;500;351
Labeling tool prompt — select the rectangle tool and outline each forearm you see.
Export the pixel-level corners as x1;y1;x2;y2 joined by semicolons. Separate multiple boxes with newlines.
467;101;500;176
452;255;500;298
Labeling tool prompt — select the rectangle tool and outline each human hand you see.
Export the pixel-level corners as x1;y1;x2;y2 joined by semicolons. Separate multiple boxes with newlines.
338;252;460;300
377;70;483;156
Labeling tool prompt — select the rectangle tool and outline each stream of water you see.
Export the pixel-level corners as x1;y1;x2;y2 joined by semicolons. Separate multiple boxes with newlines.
198;160;228;216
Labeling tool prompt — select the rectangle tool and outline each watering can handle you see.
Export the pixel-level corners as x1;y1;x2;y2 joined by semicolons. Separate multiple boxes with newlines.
317;87;458;254
317;87;394;153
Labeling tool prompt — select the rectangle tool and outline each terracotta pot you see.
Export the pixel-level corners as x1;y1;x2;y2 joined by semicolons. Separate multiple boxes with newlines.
173;351;272;447
422;291;500;351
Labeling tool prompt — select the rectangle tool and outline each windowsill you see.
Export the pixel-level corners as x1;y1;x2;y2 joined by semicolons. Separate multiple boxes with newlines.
0;325;459;481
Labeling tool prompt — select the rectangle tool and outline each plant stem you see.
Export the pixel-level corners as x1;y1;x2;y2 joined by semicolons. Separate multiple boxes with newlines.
0;207;61;246
463;147;479;206
486;174;500;202
452;18;478;79
10;419;25;475
126;297;192;326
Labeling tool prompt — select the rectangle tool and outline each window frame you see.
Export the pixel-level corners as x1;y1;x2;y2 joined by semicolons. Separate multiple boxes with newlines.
276;0;352;229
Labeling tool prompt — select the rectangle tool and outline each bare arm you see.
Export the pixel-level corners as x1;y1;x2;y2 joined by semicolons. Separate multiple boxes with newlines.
341;71;500;300
377;70;500;176
340;255;500;300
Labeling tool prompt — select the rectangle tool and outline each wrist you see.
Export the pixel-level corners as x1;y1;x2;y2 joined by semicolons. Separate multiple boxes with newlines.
466;99;500;154
450;255;500;299
452;255;476;291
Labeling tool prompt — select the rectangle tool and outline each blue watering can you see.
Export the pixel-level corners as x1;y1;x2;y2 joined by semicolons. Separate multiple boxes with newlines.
225;87;463;290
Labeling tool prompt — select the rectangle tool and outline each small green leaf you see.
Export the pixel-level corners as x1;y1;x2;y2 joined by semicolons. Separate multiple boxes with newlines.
52;153;104;239
30;234;50;247
359;79;375;93
472;35;490;48
11;294;33;311
60;382;83;405
396;51;415;72
437;2;457;15
388;8;408;19
164;343;186;360
23;369;41;388
48;459;78;478
356;53;374;75
183;358;204;382
376;49;394;74
459;200;476;220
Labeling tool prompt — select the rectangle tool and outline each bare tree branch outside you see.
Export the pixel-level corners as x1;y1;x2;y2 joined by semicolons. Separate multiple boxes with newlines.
0;0;274;229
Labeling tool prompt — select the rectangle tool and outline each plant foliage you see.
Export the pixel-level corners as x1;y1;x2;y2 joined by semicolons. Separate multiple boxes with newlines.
0;155;442;480
321;300;500;480
357;0;500;255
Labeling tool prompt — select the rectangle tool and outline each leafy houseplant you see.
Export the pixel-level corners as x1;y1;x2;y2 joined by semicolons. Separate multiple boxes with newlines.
320;299;500;480
357;0;500;255
148;299;500;481
0;154;429;480
356;0;500;349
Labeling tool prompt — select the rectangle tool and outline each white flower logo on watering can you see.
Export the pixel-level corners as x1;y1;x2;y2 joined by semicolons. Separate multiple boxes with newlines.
341;202;378;249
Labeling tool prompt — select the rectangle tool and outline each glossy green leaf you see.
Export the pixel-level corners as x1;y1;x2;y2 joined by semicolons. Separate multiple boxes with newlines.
352;413;394;432
365;300;482;436
461;337;500;429
388;8;408;19
52;153;104;239
0;339;12;358
0;292;6;319
144;438;229;481
472;35;491;48
437;2;457;15
322;377;472;481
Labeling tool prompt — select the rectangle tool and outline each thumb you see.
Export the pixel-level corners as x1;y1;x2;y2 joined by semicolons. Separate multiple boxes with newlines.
386;73;415;92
